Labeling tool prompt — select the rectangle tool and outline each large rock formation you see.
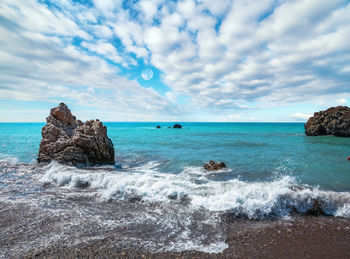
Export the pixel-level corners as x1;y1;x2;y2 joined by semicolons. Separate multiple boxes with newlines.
38;103;115;165
305;106;350;137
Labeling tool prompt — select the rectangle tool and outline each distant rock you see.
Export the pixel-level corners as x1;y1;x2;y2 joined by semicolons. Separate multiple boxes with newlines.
347;156;350;161
173;124;182;128
156;125;161;128
204;160;226;171
305;106;350;137
38;103;115;166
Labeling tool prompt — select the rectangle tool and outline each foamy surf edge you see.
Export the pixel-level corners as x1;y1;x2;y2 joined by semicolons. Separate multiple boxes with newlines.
40;161;350;219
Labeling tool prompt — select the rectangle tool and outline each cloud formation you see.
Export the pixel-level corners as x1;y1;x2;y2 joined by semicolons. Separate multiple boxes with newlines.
0;0;349;121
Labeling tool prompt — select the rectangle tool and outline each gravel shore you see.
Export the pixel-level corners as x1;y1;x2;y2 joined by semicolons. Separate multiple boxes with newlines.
22;216;350;259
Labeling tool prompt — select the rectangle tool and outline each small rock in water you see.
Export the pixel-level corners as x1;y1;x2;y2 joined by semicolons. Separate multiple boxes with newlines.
305;199;327;216
204;160;226;171
347;156;350;161
173;124;182;128
156;125;161;128
75;179;90;188
167;193;178;200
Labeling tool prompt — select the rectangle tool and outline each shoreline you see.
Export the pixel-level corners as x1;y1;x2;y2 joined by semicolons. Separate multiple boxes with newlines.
22;216;350;258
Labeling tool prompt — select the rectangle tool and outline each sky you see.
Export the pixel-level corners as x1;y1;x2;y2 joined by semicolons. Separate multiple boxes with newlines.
0;0;350;122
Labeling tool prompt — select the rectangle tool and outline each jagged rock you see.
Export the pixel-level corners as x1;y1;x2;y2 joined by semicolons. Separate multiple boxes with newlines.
305;199;327;216
173;124;182;128
204;160;226;171
38;103;115;166
305;106;350;137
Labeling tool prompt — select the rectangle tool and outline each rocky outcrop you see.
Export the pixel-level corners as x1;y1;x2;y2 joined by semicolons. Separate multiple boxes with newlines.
38;103;115;166
173;124;182;128
204;160;226;171
305;106;350;137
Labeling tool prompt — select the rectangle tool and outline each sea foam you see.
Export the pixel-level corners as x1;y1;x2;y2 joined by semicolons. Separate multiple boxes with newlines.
40;161;350;219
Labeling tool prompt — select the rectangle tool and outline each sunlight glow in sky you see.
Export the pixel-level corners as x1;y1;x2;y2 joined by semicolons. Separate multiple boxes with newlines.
0;0;349;122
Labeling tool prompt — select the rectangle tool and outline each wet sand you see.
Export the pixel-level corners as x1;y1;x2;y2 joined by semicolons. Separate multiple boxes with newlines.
22;216;350;259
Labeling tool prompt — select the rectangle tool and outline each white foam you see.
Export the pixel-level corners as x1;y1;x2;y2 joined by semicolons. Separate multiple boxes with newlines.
0;153;19;164
335;203;350;218
40;162;350;219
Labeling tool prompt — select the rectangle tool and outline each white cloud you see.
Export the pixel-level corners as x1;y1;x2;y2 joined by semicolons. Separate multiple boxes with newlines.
92;0;122;17
290;113;313;121
337;98;347;105
140;0;350;110
1;0;350;121
0;0;91;39
138;0;159;23
81;40;129;66
0;1;179;121
92;25;114;38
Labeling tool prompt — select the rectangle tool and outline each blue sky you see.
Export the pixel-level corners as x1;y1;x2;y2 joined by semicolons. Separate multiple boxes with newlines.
0;0;350;122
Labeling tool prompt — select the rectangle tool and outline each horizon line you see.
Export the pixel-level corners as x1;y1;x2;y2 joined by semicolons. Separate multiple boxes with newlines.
0;121;307;123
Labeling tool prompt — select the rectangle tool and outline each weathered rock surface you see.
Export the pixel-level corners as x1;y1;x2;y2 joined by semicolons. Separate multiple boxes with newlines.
173;124;182;128
38;103;115;165
305;106;350;137
204;160;226;171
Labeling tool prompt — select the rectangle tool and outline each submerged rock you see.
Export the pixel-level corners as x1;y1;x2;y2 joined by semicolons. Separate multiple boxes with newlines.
173;124;182;128
305;199;327;216
75;179;90;188
204;160;226;171
38;103;115;166
305;106;350;137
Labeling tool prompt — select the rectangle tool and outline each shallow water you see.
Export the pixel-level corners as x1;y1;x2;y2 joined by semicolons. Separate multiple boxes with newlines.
1;122;350;256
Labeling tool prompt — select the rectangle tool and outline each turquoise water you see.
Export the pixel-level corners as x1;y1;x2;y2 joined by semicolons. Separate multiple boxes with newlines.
2;122;350;254
1;122;350;191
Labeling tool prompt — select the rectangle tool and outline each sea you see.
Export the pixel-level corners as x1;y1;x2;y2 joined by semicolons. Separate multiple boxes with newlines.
1;122;350;256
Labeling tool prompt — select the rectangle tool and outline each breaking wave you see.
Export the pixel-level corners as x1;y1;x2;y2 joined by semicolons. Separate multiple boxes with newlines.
40;161;350;219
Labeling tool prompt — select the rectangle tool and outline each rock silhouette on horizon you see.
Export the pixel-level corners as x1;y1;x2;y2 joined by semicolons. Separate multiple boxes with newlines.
38;103;115;166
305;106;350;137
173;124;182;128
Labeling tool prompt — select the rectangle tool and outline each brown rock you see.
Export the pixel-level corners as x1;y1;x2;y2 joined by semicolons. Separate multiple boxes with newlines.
305;106;350;137
347;156;350;161
37;103;115;166
305;199;327;216
204;160;226;171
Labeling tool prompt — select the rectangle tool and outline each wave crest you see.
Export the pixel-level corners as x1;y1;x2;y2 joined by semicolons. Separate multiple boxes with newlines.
40;161;350;219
